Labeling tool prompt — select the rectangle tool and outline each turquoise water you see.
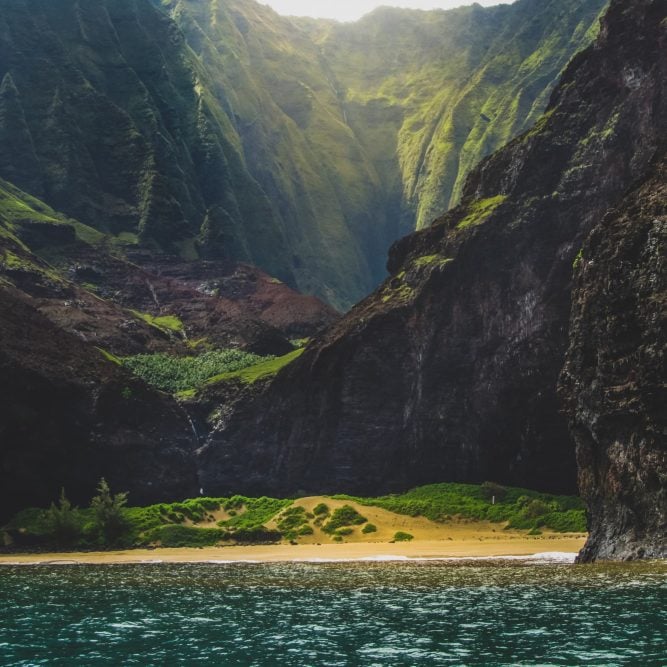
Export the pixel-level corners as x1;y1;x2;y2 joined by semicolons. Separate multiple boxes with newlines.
1;560;665;665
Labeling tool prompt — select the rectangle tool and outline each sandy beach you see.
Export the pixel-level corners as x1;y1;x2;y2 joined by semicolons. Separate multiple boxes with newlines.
0;535;586;565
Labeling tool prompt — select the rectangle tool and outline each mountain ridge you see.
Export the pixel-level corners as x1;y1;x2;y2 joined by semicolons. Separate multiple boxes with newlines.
0;0;606;308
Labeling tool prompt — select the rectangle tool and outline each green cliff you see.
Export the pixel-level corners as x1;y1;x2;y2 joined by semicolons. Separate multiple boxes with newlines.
0;0;606;308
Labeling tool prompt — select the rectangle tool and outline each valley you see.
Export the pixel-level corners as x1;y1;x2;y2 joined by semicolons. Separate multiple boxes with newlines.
0;0;664;565
0;0;606;307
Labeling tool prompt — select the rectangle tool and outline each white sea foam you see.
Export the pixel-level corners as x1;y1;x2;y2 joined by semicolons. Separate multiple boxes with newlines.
0;552;579;566
201;552;579;565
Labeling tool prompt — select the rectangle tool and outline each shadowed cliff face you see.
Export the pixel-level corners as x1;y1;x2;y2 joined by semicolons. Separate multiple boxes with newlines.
198;0;666;532
561;155;666;562
0;0;294;285
0;161;338;519
0;0;605;309
0;288;200;522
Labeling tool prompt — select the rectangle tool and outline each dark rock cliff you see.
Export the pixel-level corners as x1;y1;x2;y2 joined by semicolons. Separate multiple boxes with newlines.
560;154;666;561
198;0;666;554
0;287;200;522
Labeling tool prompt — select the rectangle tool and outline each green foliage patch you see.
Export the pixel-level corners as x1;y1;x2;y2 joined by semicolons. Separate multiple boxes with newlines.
276;506;311;538
122;349;268;393
129;311;185;335
413;254;453;271
313;503;330;516
457;196;507;230
393;531;414;542
4;482;587;552
218;496;293;532
333;482;586;533
322;505;368;534
145;525;228;548
206;348;305;386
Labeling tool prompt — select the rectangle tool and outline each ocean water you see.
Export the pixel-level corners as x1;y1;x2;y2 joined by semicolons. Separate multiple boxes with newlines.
0;559;665;666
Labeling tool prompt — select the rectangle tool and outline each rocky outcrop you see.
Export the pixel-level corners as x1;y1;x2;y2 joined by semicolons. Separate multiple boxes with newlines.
198;0;666;541
0;287;199;522
0;177;337;357
560;155;666;561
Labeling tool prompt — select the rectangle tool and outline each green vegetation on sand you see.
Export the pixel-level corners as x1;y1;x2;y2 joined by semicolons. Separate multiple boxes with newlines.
2;482;587;551
331;482;587;533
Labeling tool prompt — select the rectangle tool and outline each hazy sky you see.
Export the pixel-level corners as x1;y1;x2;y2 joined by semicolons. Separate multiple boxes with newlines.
263;1;506;23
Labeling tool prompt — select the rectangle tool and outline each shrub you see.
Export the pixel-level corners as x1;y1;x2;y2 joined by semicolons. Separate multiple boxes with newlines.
224;496;246;511
45;489;81;545
313;503;329;516
335;528;353;536
523;499;551;519
219;497;292;531
361;523;377;534
542;510;587;533
322;505;367;533
298;525;314;536
393;531;414;542
90;478;129;546
146;525;228;548
197;498;222;512
232;526;282;543
277;506;309;532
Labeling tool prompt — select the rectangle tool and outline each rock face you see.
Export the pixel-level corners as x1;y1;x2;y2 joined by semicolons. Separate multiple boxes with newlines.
0;287;199;523
0;176;337;517
199;0;666;541
0;177;337;357
0;0;605;308
295;0;607;229
560;155;666;561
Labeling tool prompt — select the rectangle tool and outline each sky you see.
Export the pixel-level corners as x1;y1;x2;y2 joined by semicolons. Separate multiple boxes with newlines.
263;0;506;23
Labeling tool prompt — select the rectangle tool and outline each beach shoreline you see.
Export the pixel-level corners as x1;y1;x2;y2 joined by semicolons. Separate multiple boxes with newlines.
0;536;586;565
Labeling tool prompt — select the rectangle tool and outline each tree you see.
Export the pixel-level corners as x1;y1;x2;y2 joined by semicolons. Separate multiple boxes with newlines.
45;488;81;544
90;478;129;545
